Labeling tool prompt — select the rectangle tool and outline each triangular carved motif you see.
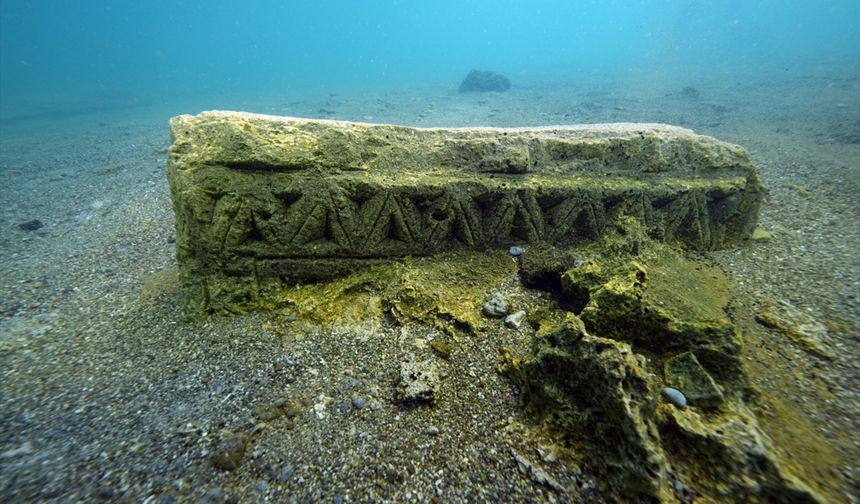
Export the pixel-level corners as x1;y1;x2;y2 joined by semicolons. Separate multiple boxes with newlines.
361;193;422;249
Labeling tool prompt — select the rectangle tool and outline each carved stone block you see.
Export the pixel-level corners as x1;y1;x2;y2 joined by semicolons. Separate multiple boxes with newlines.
167;111;762;317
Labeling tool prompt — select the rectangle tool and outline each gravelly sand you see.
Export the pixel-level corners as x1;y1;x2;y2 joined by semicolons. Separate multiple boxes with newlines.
1;68;858;502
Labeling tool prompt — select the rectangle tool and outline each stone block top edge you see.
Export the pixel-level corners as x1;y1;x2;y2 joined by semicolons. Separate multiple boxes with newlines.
172;109;697;136
167;110;755;180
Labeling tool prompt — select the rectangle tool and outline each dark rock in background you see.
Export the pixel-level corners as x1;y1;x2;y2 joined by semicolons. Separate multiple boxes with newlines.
458;70;511;93
18;219;43;231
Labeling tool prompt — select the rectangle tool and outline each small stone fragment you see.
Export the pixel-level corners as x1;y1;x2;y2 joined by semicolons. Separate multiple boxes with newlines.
276;466;293;482
17;219;43;231
0;441;35;459
430;338;452;359
343;377;359;390
313;396;331;419
511;448;565;492
482;292;508;318
210;432;248;471
505;310;527;329
253;403;283;421
509;245;524;257
662;387;688;408
398;359;441;403
756;300;833;359
750;227;773;242
351;396;366;410
427;425;440;436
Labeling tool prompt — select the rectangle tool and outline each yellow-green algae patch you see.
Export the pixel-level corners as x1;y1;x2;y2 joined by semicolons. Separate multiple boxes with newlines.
739;306;850;503
257;251;517;334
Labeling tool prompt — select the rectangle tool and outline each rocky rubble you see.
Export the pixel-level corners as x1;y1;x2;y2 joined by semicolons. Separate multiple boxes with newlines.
502;221;825;502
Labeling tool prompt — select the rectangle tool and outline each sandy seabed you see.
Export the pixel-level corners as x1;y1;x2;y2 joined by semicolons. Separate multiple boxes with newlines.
1;68;858;502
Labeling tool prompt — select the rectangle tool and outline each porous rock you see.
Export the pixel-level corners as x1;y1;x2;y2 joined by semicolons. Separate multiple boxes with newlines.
167;112;762;317
398;359;440;404
503;228;823;502
503;314;668;496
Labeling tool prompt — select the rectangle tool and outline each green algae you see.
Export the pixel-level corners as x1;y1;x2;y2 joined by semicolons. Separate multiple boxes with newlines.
255;250;516;334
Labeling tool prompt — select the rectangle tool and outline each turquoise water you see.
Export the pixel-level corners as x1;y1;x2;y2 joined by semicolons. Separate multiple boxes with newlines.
1;1;858;119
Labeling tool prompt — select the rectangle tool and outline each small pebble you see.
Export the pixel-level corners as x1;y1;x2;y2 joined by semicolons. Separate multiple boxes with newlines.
505;310;526;329
352;397;365;410
427;425;440;435
202;487;223;503
482;292;508;318
254;480;269;492
277;466;293;482
662;387;687;408
509;245;524;256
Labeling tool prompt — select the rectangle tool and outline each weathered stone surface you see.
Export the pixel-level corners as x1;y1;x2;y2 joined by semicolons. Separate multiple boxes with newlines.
664;351;724;409
397;358;440;403
502;226;822;502
167;111;762;317
756;300;833;359
503;314;668;497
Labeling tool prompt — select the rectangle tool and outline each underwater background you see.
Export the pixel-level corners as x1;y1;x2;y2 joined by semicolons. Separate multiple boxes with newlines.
1;0;858;120
1;1;859;503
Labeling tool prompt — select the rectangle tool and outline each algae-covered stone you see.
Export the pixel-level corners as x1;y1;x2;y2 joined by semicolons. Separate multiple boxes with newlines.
167;112;762;317
398;359;441;404
659;404;825;503
430;338;453;359
564;225;742;362
504;314;668;497
503;225;822;502
756;300;833;359
664;351;724;409
518;243;582;291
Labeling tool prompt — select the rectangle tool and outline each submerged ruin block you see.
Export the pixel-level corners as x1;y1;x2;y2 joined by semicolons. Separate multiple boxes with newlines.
166;111;762;317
